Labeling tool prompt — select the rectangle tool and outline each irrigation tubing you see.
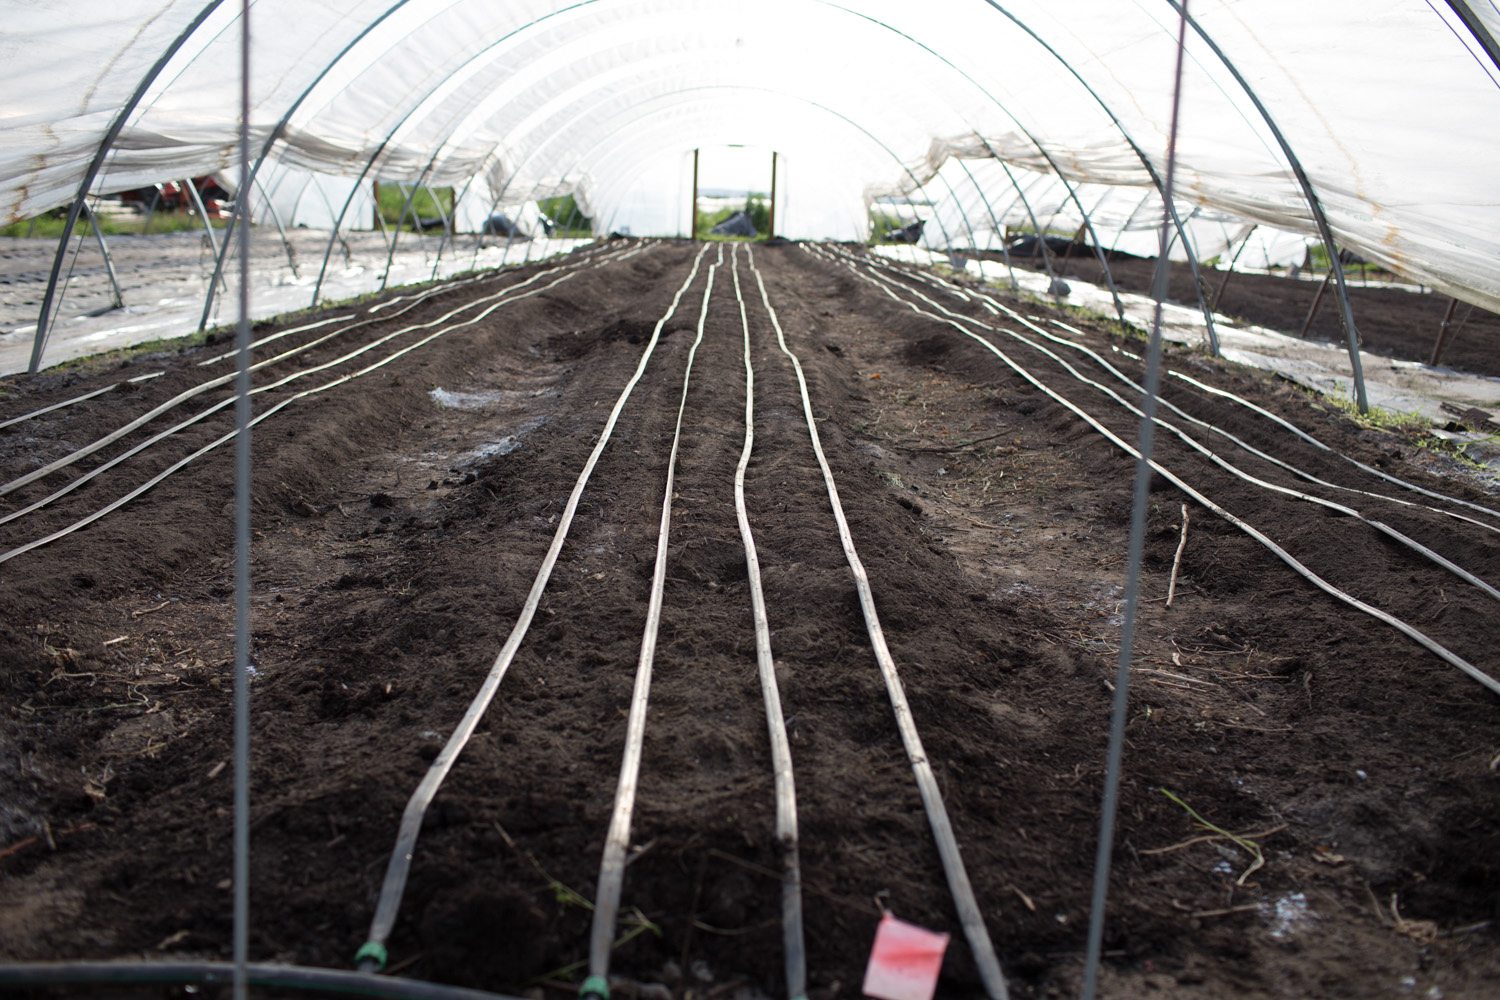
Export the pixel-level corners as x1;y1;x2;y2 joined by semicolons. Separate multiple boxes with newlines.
583;245;724;998
869;243;1500;528
821;249;1500;603
0;961;523;1000
0;372;166;431
728;246;808;1000
1166;366;1500;524
813;247;1500;697
745;246;1011;1000
0;246;645;567
357;244;713;973
836;246;1500;539
0;246;641;532
1;242;623;500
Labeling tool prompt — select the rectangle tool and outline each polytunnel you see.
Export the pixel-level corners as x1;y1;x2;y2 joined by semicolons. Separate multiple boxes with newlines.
2;3;1500;1000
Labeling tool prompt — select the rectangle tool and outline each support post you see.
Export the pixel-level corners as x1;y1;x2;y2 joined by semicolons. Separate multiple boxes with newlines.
28;0;228;372
768;151;777;238
83;204;125;310
1211;224;1256;311
1429;297;1462;366
1299;267;1334;339
691;148;700;241
183;178;222;261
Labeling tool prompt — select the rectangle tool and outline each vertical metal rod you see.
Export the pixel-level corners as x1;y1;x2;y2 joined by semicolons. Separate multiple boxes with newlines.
768;151;778;238
1299;267;1335;339
1081;4;1191;997
27;0;228;372
231;6;253;1000
83;204;126;309
691;147;700;240
1429;296;1462;366
1210;224;1257;311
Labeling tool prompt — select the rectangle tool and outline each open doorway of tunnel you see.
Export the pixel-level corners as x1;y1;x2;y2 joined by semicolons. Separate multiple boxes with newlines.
690;144;780;241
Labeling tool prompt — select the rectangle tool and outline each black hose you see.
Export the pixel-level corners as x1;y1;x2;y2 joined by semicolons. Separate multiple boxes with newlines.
0;961;522;1000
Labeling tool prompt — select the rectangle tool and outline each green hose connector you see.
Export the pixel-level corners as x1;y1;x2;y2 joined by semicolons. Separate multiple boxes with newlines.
353;940;388;972
579;974;610;1000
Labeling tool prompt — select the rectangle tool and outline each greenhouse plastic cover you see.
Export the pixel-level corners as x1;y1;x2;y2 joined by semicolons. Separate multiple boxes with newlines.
2;0;1499;312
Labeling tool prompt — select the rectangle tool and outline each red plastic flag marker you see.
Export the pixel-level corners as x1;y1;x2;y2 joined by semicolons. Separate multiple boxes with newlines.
862;913;950;1000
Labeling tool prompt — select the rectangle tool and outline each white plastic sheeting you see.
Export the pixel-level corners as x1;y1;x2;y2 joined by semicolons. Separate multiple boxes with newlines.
919;160;1312;267
2;1;1498;309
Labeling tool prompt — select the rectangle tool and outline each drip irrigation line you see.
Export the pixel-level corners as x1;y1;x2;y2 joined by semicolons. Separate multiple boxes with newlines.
828;251;1500;602
0;372;165;432
1166;368;1500;525
0;247;637;526
842;247;1500;539
585;246;724;1000
0;247;635;566
5;242;627;499
746;248;1010;1000
197;314;357;367
728;245;808;1000
815;249;1500;698
358;244;712;971
0;960;523;1000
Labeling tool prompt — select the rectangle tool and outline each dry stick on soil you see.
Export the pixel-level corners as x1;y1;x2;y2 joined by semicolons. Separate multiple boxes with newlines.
1158;789;1267;885
1167;503;1190;606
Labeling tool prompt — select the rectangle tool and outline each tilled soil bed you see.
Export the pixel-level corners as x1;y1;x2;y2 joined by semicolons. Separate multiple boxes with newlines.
1002;251;1500;378
1;240;1498;999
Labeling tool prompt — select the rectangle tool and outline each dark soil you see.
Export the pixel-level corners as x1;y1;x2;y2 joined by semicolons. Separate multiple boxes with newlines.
2;240;1498;999
1008;251;1500;379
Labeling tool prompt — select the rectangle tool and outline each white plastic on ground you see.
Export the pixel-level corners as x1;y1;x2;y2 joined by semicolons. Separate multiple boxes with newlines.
873;245;1500;448
0;233;592;375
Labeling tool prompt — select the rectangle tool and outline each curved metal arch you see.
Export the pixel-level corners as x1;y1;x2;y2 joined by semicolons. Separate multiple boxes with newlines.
384;63;984;285
817;2;1126;320
1446;1;1500;76
463;81;971;254
29;0;228;373
425;34;1068;277
1162;0;1367;410
951;158;1019;289
196;0;425;331
304;2;624;307
970;0;1221;353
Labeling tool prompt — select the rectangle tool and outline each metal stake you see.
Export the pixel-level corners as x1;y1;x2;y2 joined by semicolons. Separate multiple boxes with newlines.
83;204;125;310
768;150;778;238
691;147;700;240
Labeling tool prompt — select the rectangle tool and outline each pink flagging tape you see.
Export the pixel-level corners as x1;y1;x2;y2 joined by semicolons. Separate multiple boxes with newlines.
862;913;950;1000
